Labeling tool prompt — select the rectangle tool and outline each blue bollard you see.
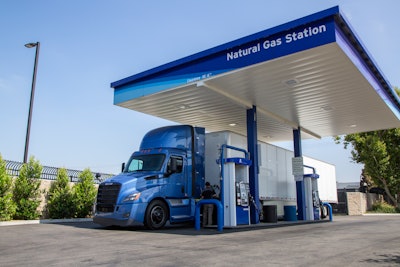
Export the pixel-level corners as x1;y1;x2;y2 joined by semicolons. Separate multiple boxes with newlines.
195;199;224;232
322;202;333;221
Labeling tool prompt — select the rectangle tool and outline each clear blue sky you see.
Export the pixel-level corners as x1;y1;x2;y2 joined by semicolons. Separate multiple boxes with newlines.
1;0;399;182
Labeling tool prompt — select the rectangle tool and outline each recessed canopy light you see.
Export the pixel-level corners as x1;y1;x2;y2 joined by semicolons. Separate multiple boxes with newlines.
176;104;190;110
229;123;237;127
349;124;357;128
282;79;299;88
321;105;333;111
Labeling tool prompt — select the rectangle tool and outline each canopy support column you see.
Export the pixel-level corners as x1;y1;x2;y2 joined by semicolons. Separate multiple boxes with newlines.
293;128;306;220
247;105;260;224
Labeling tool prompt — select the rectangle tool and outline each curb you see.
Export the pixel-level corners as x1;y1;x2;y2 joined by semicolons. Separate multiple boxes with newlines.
0;218;93;226
363;213;400;216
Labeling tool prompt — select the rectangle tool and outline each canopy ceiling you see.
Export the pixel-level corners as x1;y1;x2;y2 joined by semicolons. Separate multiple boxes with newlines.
111;6;400;143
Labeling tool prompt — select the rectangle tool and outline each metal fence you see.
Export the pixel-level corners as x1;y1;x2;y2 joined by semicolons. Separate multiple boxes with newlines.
5;160;114;184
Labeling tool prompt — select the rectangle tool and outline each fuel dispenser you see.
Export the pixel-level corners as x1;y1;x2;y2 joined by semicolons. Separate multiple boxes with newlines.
235;181;250;225
219;145;252;227
303;165;320;220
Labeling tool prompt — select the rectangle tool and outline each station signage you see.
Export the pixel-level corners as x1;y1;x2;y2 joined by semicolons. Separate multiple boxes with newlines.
226;24;328;62
292;156;304;176
180;20;335;87
114;17;336;105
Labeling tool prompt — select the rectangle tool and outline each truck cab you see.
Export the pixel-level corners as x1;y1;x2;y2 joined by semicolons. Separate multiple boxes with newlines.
94;125;205;229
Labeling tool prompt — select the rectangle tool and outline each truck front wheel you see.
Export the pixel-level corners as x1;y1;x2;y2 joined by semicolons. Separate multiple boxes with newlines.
145;200;169;230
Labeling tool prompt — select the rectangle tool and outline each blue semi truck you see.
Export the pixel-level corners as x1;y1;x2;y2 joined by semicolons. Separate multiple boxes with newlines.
93;125;207;229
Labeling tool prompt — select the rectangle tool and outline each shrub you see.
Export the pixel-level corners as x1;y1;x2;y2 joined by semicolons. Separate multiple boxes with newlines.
0;154;16;221
73;168;97;218
13;156;42;220
47;168;74;219
371;201;398;213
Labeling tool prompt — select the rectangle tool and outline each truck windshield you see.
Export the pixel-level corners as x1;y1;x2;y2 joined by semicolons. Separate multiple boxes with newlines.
125;154;166;172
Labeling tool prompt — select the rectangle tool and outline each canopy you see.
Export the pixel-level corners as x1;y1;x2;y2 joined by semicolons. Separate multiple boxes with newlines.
111;6;400;142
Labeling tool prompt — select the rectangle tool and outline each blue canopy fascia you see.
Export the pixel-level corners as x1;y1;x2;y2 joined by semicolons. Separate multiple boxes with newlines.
111;5;400;114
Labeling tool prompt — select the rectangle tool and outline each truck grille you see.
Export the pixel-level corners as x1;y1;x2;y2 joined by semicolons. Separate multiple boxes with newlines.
96;183;121;213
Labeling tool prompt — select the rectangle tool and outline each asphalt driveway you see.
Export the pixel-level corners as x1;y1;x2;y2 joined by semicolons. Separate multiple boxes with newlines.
1;215;399;266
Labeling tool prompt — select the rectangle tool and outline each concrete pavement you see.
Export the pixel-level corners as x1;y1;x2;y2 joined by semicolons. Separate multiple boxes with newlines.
1;215;399;266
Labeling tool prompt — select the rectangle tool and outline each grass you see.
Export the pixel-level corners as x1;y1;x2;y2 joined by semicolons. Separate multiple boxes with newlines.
370;201;399;213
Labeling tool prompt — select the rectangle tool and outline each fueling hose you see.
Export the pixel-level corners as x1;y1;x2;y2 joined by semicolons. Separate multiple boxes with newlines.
249;193;262;220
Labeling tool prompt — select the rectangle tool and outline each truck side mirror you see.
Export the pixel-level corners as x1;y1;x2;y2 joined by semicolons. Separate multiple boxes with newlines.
165;157;177;177
170;157;177;172
121;162;126;173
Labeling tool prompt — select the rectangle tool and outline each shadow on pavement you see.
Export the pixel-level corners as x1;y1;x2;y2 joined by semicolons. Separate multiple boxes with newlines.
55;219;330;236
362;254;400;264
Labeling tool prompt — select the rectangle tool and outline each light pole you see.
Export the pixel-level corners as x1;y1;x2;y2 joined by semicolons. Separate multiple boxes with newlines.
24;42;40;163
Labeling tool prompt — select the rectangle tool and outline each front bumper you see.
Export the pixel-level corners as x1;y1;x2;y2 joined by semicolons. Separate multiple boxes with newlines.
93;202;147;227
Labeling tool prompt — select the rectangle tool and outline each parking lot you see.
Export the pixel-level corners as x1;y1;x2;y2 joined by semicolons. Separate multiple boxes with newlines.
1;215;399;266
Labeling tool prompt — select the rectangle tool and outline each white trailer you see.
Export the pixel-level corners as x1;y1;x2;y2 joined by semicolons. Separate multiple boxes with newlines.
259;142;337;217
205;131;337;219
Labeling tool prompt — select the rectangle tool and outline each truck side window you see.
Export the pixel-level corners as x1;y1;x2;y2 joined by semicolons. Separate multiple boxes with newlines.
167;156;183;174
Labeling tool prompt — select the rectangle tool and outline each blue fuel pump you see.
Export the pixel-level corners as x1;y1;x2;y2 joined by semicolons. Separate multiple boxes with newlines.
219;145;252;227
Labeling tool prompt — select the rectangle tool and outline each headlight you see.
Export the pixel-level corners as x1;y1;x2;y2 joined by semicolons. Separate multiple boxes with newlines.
122;192;141;202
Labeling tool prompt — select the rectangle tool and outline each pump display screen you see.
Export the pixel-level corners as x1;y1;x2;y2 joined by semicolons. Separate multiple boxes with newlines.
125;154;165;172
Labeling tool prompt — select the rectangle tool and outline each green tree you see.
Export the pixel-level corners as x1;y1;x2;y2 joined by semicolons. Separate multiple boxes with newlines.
13;156;42;219
73;168;97;218
47;168;74;219
336;87;400;208
0;155;16;221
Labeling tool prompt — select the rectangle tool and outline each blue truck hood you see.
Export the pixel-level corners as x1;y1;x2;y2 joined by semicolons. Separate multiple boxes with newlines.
103;172;162;189
101;172;164;204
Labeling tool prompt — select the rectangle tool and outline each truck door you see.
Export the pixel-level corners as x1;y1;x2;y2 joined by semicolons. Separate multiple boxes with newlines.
166;155;186;198
165;155;192;221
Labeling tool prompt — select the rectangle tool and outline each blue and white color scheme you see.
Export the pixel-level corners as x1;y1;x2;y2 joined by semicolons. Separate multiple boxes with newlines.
110;6;400;223
111;6;400;142
113;9;336;105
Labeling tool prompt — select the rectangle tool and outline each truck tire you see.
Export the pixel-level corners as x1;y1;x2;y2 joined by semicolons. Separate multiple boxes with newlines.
145;200;169;230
